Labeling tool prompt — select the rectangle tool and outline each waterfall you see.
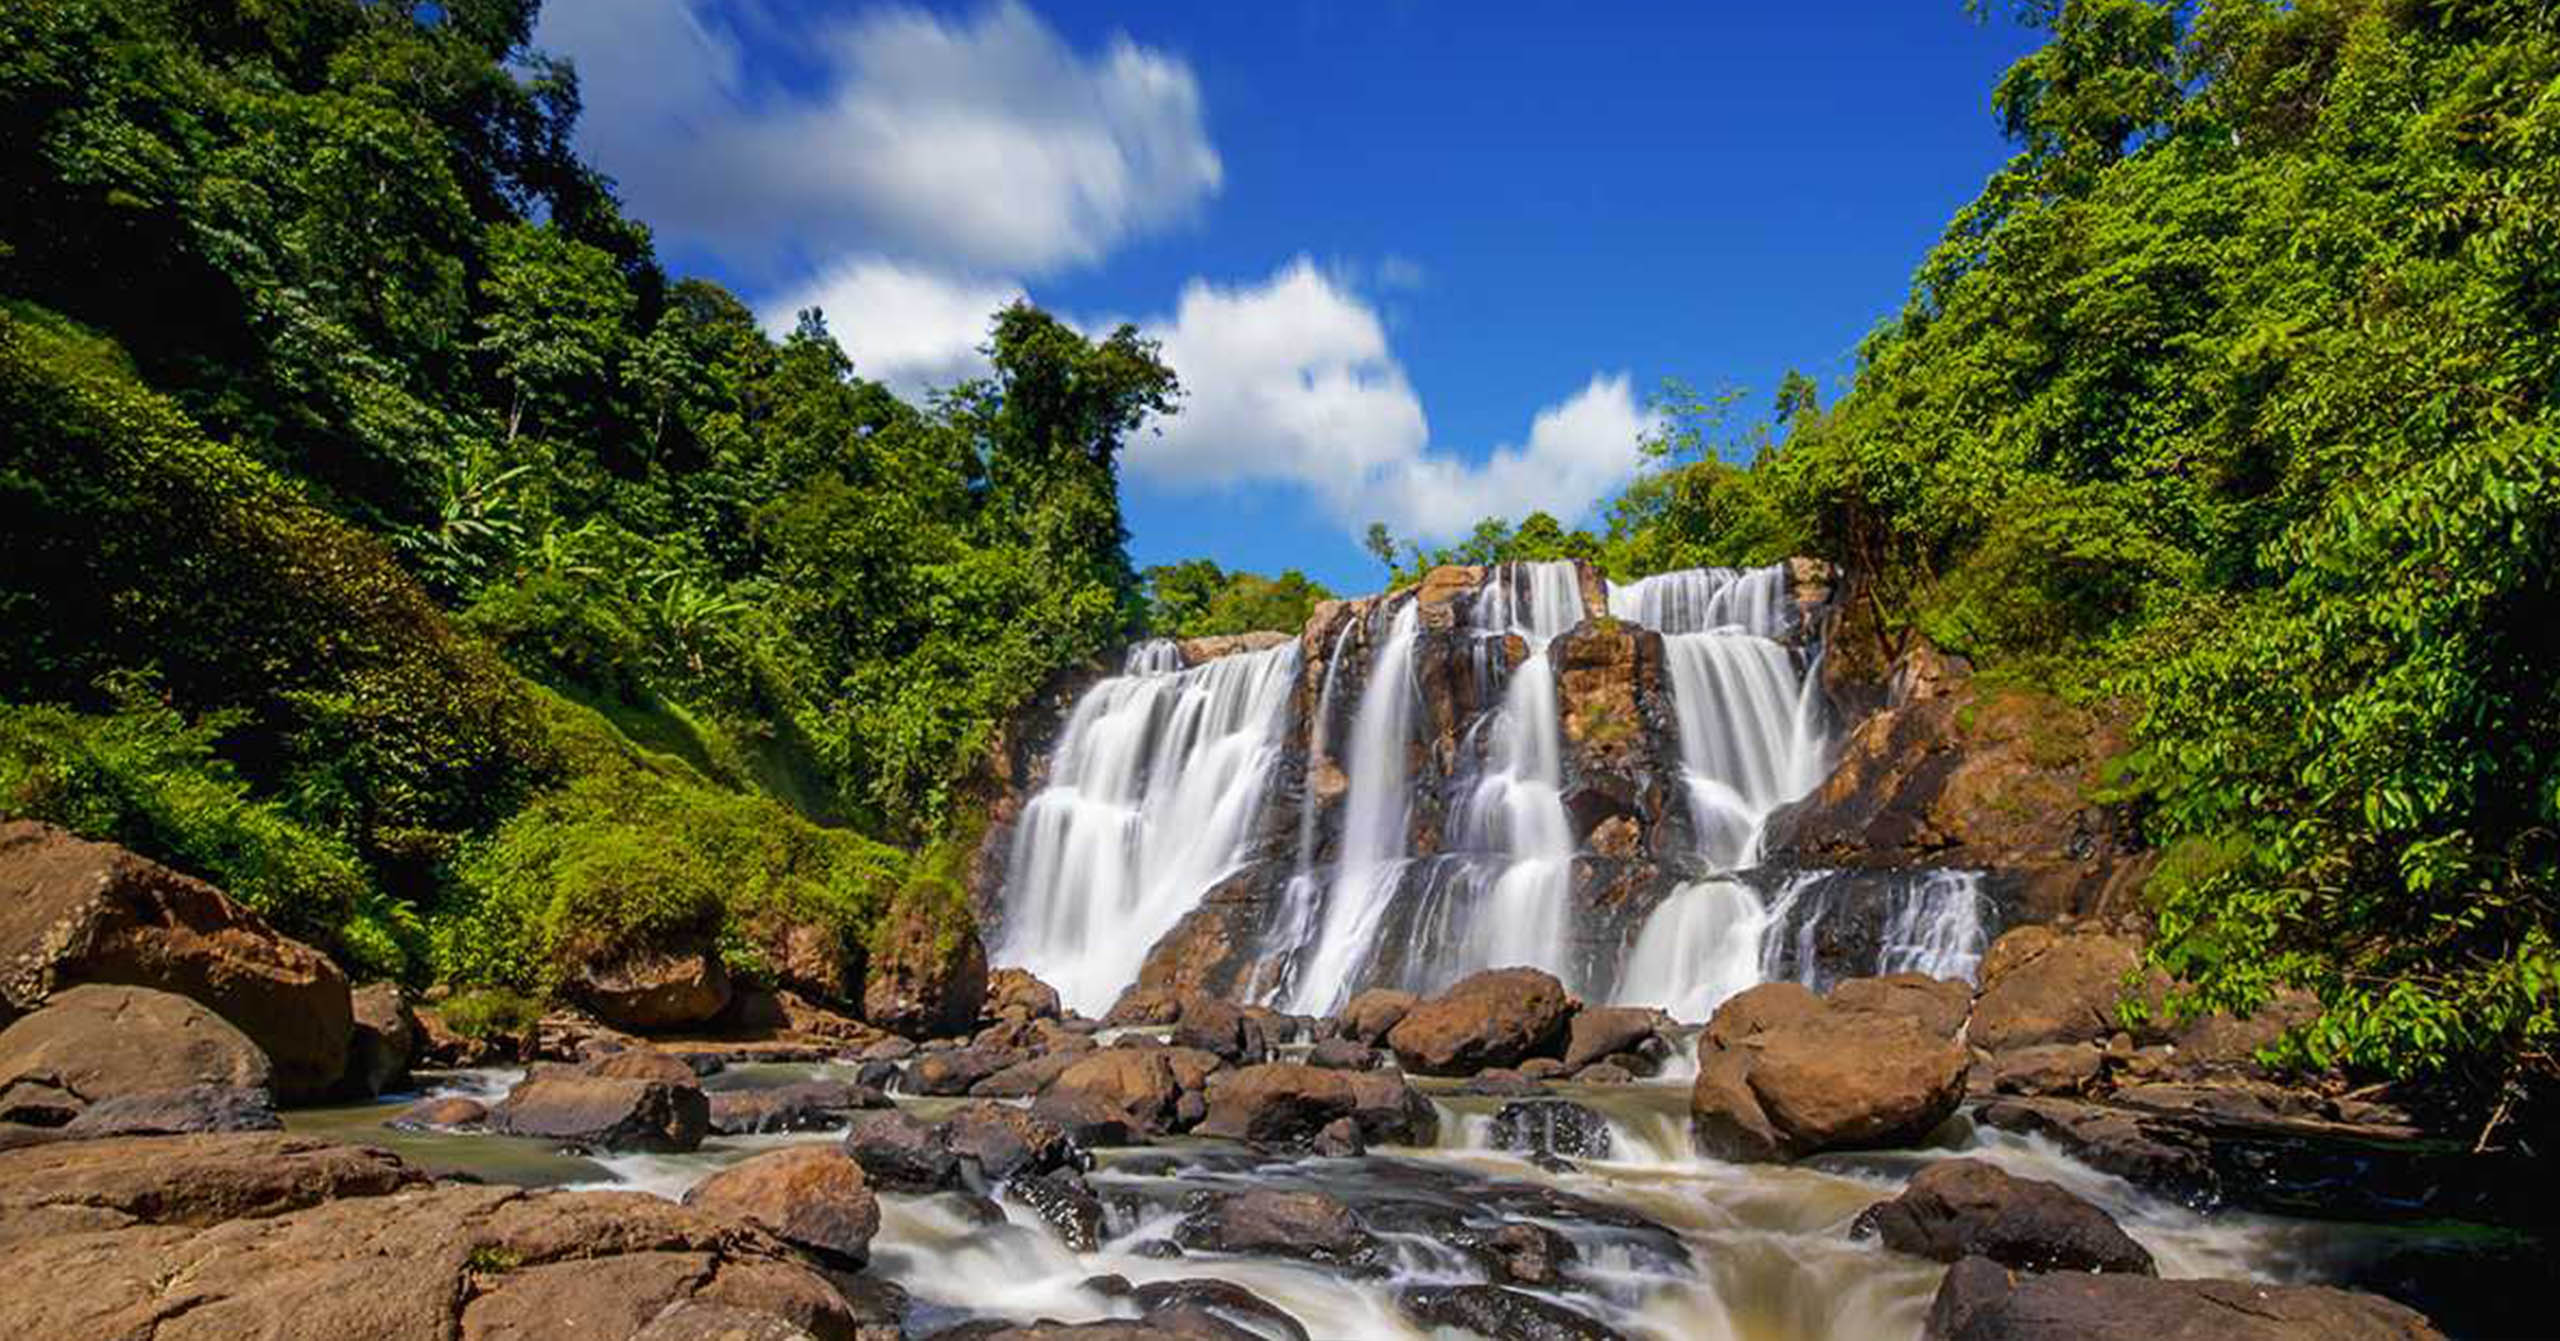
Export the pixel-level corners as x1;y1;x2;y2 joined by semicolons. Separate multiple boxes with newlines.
1278;601;1422;1015
993;640;1300;1018
1763;868;1992;987
1612;879;1774;1021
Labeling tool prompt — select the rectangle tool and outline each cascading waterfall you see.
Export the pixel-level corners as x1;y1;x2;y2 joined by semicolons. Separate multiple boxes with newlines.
993;640;1300;1018
1279;601;1423;1015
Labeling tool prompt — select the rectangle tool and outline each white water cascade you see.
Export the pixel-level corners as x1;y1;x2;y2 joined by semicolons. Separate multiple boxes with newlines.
1279;601;1423;1015
993;639;1300;1018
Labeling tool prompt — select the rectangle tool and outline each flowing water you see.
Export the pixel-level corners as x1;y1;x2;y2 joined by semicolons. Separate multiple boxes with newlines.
994;640;1301;1017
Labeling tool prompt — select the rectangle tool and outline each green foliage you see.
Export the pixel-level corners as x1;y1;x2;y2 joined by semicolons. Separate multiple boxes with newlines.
0;685;410;979
436;987;542;1042
1609;0;2560;1085
1144;560;1334;637
1374;511;1609;588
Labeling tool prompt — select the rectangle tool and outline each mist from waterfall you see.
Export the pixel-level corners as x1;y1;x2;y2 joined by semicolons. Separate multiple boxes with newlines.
993;639;1300;1018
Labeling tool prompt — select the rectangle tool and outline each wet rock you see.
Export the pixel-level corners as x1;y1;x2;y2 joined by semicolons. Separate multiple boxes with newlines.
344;982;417;1097
944;1101;1083;1184
1305;1038;1380;1070
1171;993;1265;1064
1519;1057;1568;1081
1008;1170;1107;1250
1040;1046;1199;1136
488;1072;708;1152
1457;1068;1547;1097
1031;1089;1145;1148
1104;985;1188;1027
0;821;353;1101
1127;1280;1310;1341
1338;989;1417;1045
865;901;991;1039
707;1080;886;1134
579;1046;706;1085
1388;969;1577;1076
1312;1115;1364;1156
1575;1063;1636;1085
1397;1284;1624;1341
1971;1098;2216;1206
571;940;734;1032
389;1095;487;1130
0;1132;424;1243
1970;926;2163;1052
843;1108;961;1191
0;983;271;1125
1920;1258;2449;1340
970;1051;1086;1098
1690;980;1966;1162
1563;1005;1664;1070
986;967;1064;1021
863;1036;919;1062
60;1083;279;1137
685;1145;880;1268
1174;1187;1383;1273
1984;1043;2107;1097
908;1045;1024;1096
1481;1222;1577;1288
1193;1061;1438;1147
1852;1158;2154;1275
1488;1099;1614;1161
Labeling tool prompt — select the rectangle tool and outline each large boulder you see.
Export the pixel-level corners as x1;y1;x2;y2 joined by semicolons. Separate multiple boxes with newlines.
1690;980;1967;1161
941;1101;1082;1184
1338;989;1417;1045
1387;968;1577;1076
863;901;989;1039
685;1146;880;1269
0;1132;421;1244
570;942;733;1032
1174;1187;1384;1273
0;983;271;1125
1562;1005;1666;1071
985;968;1062;1022
1193;1062;1438;1147
61;1083;280;1138
1037;1047;1190;1137
0;1145;859;1341
1923;1256;2448;1341
1852;1158;2155;1275
0;821;351;1099
842;1109;959;1192
707;1080;886;1135
1969;925;2161;1052
487;1072;708;1152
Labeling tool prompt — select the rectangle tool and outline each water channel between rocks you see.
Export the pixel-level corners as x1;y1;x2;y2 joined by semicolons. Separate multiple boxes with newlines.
292;1062;2445;1341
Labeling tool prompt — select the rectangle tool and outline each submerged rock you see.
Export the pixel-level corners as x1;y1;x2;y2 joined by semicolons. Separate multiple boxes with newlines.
1007;1169;1107;1251
1922;1257;2448;1341
389;1095;487;1130
1397;1284;1624;1341
0;823;352;1100
1689;979;1966;1161
1852;1158;2154;1275
1487;1099;1614;1162
1388;969;1577;1076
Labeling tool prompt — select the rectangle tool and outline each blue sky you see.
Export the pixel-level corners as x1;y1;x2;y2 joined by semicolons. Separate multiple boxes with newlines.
533;2;2042;592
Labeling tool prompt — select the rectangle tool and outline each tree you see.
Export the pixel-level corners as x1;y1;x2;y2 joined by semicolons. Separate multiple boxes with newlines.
474;222;633;445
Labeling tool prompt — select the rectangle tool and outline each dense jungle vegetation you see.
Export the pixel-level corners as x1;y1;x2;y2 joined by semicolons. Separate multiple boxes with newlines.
0;0;2552;1094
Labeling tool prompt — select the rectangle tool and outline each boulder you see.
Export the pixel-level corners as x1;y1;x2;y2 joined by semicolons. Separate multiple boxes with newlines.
1387;969;1577;1076
1007;1170;1107;1251
1922;1258;2449;1341
1103;985;1188;1027
1305;1038;1380;1071
986;968;1063;1021
1040;1047;1187;1136
579;1047;706;1085
0;1151;857;1341
685;1145;880;1268
0;1132;423;1245
344;983;417;1097
1338;989;1417;1045
1829;973;1971;1040
942;1101;1082;1184
1562;1006;1664;1071
1969;926;2161;1052
1486;1099;1613;1162
707;1081;886;1135
843;1109;959;1192
1172;993;1263;1064
906;1045;1023;1096
1852;1158;2154;1275
1690;980;1967;1161
60;1083;280;1138
1174;1187;1383;1273
1397;1285;1623;1341
1480;1223;1577;1288
1983;1043;2107;1097
487;1072;708;1152
0;822;351;1099
864;902;990;1039
388;1096;486;1130
1030;1090;1144;1148
0;983;271;1125
970;1051;1085;1098
1193;1062;1437;1147
571;942;733;1032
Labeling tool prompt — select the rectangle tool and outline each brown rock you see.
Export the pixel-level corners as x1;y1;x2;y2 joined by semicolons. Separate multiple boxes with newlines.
1985;1043;2107;1097
345;983;417;1097
1103;984;1187;1027
1852;1158;2154;1275
488;1073;708;1152
841;1109;959;1191
61;1083;279;1137
1691;980;1966;1161
572;942;733;1032
389;1096;487;1130
580;1047;705;1085
1386;969;1576;1076
0;983;271;1124
1562;1005;1664;1070
707;1082;884;1135
863;901;989;1039
1921;1261;2448;1340
1194;1062;1437;1147
0;1131;423;1245
1829;973;1971;1039
685;1146;879;1268
0;821;351;1099
1042;1047;1187;1135
1338;989;1417;1045
1970;926;2162;1052
986;967;1063;1021
1174;1187;1382;1272
943;1101;1082;1182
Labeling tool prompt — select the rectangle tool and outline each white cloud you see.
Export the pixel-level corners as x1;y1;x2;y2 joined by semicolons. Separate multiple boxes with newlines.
1129;259;1653;543
763;258;1022;400
536;0;1221;276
